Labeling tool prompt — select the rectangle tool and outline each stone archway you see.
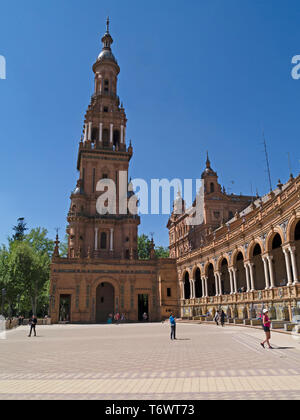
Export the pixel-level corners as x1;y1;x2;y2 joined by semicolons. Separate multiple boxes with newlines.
236;252;247;292
295;221;300;277
207;263;215;296
195;268;202;298
252;244;265;290
271;233;286;287
184;272;191;299
96;282;115;323
220;259;231;294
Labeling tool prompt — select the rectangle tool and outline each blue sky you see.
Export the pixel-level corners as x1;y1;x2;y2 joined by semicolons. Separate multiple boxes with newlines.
0;0;300;247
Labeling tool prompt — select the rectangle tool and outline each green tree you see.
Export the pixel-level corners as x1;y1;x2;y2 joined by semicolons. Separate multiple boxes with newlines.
12;218;27;242
138;234;170;260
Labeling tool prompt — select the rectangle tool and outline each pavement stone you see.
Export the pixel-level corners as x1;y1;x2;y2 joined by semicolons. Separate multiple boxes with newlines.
0;322;300;400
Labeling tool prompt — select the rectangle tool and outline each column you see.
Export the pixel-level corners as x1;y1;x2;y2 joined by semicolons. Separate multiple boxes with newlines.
289;246;299;284
99;123;103;143
203;276;208;297
283;248;293;286
218;272;222;296
262;257;270;289
267;255;275;289
190;280;195;299
181;282;185;300
201;277;205;297
120;125;124;144
232;268;238;294
229;269;234;294
214;273;219;296
110;123;113;144
94;227;98;251
244;263;251;292
88;122;92;141
248;263;255;291
84;123;88;142
110;228;114;252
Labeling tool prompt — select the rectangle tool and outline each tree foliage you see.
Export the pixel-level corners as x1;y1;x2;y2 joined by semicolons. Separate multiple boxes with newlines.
0;220;54;317
138;234;169;260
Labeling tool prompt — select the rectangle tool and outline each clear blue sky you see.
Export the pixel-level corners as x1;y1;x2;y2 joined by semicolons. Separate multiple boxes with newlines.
1;0;300;247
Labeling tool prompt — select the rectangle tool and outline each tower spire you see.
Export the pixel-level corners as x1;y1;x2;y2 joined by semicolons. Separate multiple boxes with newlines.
206;151;211;168
106;16;110;33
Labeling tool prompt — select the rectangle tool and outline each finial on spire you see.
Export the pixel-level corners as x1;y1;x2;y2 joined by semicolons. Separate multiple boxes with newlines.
206;151;211;168
106;16;110;33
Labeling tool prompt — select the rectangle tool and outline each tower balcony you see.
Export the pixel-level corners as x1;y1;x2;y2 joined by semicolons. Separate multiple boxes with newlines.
91;91;120;103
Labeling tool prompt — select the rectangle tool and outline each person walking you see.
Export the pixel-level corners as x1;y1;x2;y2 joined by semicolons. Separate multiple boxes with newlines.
170;313;176;340
220;310;226;327
142;312;148;322
260;309;273;349
28;315;37;337
214;311;220;326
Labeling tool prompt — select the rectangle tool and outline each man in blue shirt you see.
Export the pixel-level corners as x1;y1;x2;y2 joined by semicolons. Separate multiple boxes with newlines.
169;313;176;340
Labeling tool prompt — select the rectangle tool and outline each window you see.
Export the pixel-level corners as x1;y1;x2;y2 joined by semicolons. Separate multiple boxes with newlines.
100;232;107;250
104;80;109;93
103;107;108;113
210;183;215;193
102;174;108;179
103;129;109;147
167;288;171;297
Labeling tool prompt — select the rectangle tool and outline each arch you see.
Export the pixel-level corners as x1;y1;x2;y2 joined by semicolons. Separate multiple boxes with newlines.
220;258;231;295
207;263;216;296
210;183;215;193
251;243;265;290
100;232;107;250
270;233;287;287
102;128;109;147
248;239;264;259
235;251;247;292
294;220;300;281
96;282;115;323
194;267;202;298
184;271;191;299
217;255;230;272
204;260;216;276
232;248;246;266
265;228;284;253
113;130;120;149
91;127;99;143
286;215;300;242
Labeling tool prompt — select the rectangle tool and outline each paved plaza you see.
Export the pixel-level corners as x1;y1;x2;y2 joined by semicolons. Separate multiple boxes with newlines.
1;322;300;400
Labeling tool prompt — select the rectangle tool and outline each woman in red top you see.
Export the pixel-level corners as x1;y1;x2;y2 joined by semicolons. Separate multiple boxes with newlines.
260;309;273;349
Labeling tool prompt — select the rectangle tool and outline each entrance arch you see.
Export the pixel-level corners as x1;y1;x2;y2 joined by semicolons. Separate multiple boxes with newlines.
207;263;215;296
96;282;115;323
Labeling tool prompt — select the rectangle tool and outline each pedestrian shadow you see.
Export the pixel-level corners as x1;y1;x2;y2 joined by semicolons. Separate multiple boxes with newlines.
273;346;295;350
175;338;191;341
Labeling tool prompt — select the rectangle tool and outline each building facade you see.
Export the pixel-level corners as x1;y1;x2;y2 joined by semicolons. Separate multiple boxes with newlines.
49;21;178;324
168;159;300;322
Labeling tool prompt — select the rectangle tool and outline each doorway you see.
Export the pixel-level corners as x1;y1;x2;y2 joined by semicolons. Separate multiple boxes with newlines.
96;283;115;323
59;295;71;322
138;294;149;321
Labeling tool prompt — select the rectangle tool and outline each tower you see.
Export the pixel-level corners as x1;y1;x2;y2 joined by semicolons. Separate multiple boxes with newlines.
67;18;140;260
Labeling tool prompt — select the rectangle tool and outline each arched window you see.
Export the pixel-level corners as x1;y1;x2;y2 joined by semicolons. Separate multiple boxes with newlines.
272;233;282;250
253;243;262;256
113;130;120;149
100;232;107;250
104;79;109;93
210;183;215;193
91;127;99;142
295;221;300;241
